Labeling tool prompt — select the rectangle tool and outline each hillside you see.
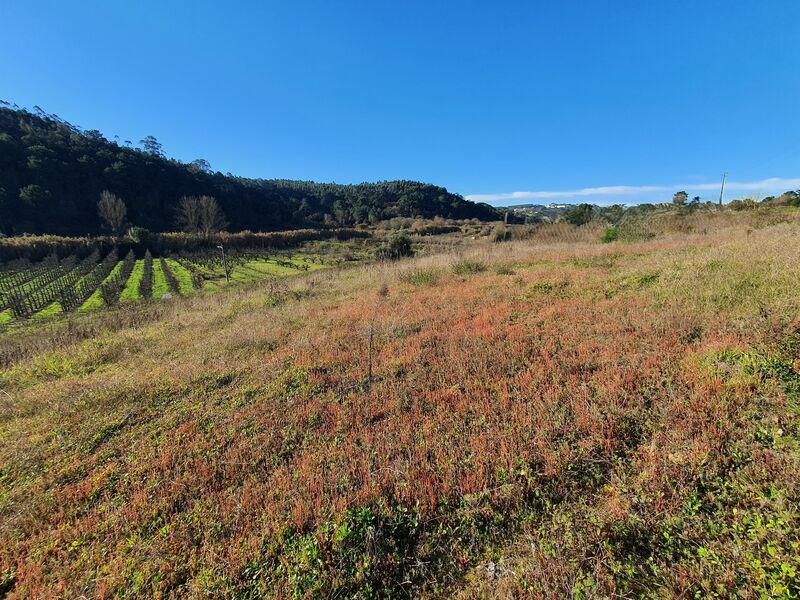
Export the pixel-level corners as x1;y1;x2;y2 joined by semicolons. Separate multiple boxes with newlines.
0;105;499;236
1;211;799;597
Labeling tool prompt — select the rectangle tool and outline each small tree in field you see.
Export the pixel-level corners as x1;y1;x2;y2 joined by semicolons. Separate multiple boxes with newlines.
375;233;413;260
672;191;689;206
97;190;127;236
175;195;228;237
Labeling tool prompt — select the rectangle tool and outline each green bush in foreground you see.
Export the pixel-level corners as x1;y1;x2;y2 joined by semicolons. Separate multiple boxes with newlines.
601;226;619;243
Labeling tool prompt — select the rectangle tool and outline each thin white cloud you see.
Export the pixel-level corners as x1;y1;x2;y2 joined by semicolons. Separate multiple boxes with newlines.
467;177;800;204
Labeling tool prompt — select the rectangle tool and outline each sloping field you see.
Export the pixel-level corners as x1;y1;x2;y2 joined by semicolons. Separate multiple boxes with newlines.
1;223;799;598
0;251;332;325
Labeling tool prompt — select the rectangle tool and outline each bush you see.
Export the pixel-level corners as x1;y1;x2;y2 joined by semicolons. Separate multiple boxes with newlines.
376;234;414;260
452;259;487;275
126;226;154;246
601;226;619;243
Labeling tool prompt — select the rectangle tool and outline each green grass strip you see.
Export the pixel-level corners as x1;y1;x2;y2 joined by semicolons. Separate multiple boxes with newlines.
120;260;144;303
33;302;62;320
229;265;263;283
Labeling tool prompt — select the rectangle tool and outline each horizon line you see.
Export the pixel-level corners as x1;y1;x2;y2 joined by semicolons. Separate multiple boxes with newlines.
466;177;800;205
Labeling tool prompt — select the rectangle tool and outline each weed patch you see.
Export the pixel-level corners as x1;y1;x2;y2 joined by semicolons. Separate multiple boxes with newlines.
452;259;487;276
400;267;441;286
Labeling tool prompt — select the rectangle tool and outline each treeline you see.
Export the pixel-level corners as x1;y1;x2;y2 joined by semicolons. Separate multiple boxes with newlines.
0;228;370;262
554;191;800;227
0;104;499;236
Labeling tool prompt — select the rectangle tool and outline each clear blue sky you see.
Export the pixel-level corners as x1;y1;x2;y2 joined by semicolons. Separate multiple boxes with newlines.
2;1;799;205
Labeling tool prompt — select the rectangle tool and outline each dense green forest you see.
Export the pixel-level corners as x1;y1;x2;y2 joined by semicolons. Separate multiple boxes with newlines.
0;104;499;236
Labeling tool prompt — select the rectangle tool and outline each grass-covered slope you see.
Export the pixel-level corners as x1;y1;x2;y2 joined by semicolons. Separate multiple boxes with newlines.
0;224;799;598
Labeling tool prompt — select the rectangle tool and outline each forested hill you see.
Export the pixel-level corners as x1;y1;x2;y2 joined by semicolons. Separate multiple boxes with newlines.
0;105;499;235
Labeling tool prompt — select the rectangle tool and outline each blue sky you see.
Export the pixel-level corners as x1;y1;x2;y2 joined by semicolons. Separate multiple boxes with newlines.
2;1;798;206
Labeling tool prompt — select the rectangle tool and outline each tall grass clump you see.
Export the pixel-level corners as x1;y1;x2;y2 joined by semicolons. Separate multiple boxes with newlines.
452;258;487;275
400;267;440;286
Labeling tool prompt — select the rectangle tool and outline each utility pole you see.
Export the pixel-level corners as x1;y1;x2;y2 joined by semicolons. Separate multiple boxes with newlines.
217;244;230;282
718;172;727;207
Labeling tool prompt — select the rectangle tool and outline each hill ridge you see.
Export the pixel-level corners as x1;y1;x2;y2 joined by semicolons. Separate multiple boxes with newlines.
0;105;499;236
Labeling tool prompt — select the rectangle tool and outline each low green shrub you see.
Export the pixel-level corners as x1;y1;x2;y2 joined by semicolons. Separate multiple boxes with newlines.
601;226;619;243
452;259;487;275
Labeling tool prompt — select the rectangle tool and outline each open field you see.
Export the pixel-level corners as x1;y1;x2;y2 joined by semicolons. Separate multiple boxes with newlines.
2;5;798;597
0;216;799;598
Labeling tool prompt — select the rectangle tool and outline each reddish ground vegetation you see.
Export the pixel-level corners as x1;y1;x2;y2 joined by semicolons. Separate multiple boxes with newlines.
1;224;799;598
